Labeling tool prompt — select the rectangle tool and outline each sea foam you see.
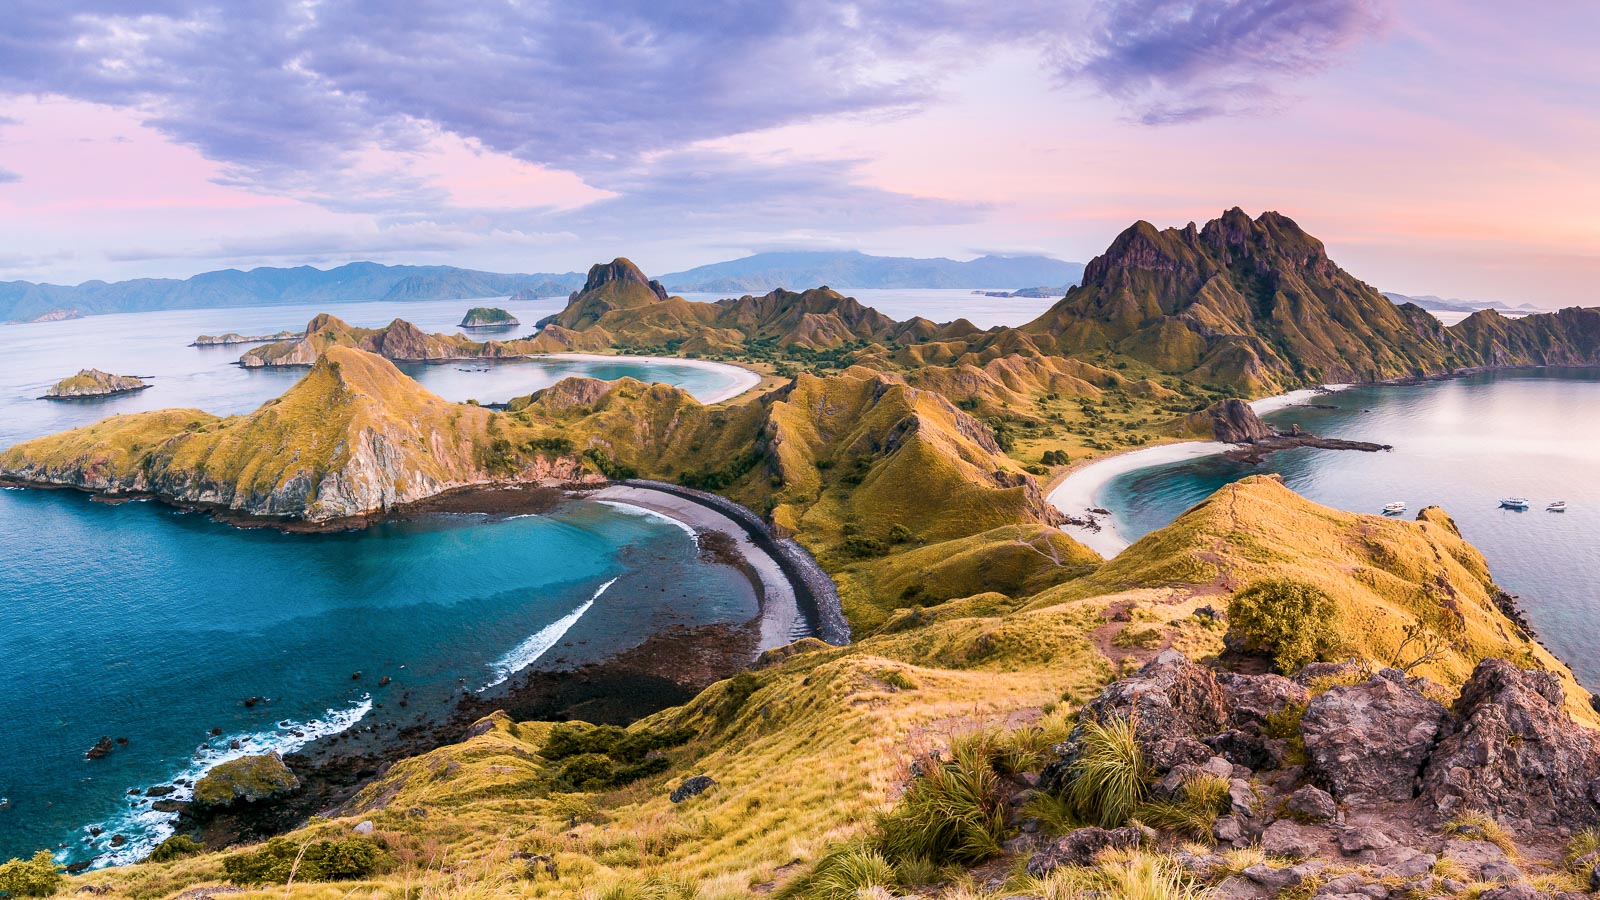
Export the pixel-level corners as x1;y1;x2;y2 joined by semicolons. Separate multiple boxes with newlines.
481;578;616;690
81;697;373;869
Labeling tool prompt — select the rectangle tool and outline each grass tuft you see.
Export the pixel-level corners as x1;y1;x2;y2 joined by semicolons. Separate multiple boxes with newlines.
1444;811;1518;857
875;732;1010;866
1066;716;1148;828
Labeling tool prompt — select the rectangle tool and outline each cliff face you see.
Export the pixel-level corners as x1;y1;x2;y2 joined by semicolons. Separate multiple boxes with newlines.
3;347;573;520
41;369;148;399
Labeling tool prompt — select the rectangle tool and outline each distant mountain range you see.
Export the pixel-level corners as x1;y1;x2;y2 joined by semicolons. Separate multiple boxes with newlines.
2;251;1087;324
1382;292;1541;314
0;263;586;324
656;251;1085;293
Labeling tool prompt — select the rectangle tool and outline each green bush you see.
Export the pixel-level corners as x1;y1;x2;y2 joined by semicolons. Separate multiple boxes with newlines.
841;535;888;558
147;834;204;863
541;724;694;764
875;733;1008;866
0;851;63;898
887;523;915;544
1065;716;1147;828
221;836;385;884
1227;578;1341;672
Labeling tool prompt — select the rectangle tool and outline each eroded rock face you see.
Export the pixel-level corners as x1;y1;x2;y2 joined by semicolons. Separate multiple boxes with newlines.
584;258;668;302
1301;672;1449;804
1202;398;1276;443
1024;824;1153;875
1420;659;1600;826
1041;650;1229;794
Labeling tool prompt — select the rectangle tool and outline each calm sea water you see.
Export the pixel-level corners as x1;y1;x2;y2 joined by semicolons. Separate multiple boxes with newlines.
0;297;771;867
1100;368;1600;685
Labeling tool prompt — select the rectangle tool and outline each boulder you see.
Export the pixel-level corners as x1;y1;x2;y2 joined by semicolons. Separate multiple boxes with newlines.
191;753;300;808
1024;825;1153;875
1262;819;1322;859
353;821;374;835
85;737;115;760
1300;674;1448;803
1420;659;1600;827
1442;839;1510;880
1041;650;1228;793
670;775;716;803
1288;785;1338;823
1336;825;1395;854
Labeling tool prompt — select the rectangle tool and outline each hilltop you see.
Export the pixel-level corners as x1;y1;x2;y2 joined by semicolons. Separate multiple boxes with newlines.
658;250;1085;293
237;314;542;367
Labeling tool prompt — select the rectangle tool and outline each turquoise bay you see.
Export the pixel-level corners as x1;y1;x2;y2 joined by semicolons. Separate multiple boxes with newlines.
1098;368;1600;686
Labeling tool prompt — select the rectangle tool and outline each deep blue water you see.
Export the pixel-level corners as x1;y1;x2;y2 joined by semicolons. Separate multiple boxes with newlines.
0;298;768;867
1099;368;1600;685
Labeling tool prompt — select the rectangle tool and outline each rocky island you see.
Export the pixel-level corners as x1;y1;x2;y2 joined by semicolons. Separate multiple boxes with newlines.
457;306;520;328
191;330;298;346
40;369;149;399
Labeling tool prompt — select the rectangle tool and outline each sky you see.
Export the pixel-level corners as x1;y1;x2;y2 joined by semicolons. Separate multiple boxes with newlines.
0;1;1596;307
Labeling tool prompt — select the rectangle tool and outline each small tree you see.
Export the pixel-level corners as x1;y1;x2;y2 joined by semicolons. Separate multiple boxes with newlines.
1227;578;1340;673
0;851;63;898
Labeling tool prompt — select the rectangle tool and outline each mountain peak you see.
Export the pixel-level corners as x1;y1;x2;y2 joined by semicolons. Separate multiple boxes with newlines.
584;258;668;301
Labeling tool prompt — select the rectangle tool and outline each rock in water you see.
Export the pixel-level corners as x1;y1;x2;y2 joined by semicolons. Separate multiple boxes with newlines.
42;369;148;399
191;752;301;808
85;736;115;759
458;307;520;328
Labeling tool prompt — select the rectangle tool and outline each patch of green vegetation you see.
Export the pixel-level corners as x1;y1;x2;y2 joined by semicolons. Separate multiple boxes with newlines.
193;753;299;807
221;836;386;884
874;732;1009;866
0;851;62;898
1227;578;1341;672
541;722;695;792
146;835;203;863
878;670;918;691
583;448;638;480
1139;772;1231;838
1064;716;1148;828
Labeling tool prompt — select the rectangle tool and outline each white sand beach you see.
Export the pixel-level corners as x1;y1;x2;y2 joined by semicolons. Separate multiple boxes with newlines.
1048;384;1352;559
528;353;763;404
587;483;804;653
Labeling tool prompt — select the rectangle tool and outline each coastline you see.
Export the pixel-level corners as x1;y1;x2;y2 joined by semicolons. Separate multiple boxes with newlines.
524;352;764;404
1048;384;1352;559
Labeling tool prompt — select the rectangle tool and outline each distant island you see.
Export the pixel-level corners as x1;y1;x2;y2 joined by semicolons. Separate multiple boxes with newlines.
191;330;299;346
971;286;1069;298
1383;291;1542;314
657;250;1085;293
40;369;149;399
458;307;520;328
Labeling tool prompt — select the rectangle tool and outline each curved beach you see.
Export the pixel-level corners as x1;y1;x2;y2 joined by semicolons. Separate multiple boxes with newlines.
1049;385;1351;558
587;481;848;650
530;352;763;404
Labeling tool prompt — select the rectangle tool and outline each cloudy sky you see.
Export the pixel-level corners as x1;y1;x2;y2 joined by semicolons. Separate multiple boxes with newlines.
0;1;1595;306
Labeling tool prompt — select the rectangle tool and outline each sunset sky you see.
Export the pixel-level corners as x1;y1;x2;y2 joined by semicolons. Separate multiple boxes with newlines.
1;1;1596;307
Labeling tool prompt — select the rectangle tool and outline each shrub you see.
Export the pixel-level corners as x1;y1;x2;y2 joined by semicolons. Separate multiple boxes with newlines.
1041;449;1070;466
147;834;204;863
1065;716;1147;828
221;836;385;884
1032;852;1204;900
1227;578;1341;672
1138;773;1231;837
526;435;574;456
800;846;897;900
878;670;918;691
1565;827;1600;871
841;536;888;558
887;523;915;544
1444;811;1518;857
0;851;63;898
875;733;1009;866
541;722;692;791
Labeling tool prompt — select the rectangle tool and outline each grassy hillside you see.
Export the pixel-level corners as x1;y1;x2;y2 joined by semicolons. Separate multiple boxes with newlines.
66;465;1593;900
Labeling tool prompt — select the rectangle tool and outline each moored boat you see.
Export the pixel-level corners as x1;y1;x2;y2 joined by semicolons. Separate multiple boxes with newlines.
1548;500;1568;511
1500;497;1530;509
1382;501;1406;514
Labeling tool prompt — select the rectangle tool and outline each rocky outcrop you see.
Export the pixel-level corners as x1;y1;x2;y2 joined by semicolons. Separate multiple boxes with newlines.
192;753;300;808
42;369;149;399
238;314;542;368
1301;670;1450;804
1025;824;1154;875
584;258;669;302
1420;659;1600;826
1041;650;1229;792
1191;398;1276;443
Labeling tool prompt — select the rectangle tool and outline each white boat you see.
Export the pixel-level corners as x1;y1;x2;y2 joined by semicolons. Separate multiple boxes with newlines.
1500;497;1530;509
1548;500;1568;512
1382;501;1406;514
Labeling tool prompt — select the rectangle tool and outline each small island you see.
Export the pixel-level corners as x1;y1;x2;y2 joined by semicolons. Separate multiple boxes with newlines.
191;330;299;347
458;306;520;328
41;368;150;399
